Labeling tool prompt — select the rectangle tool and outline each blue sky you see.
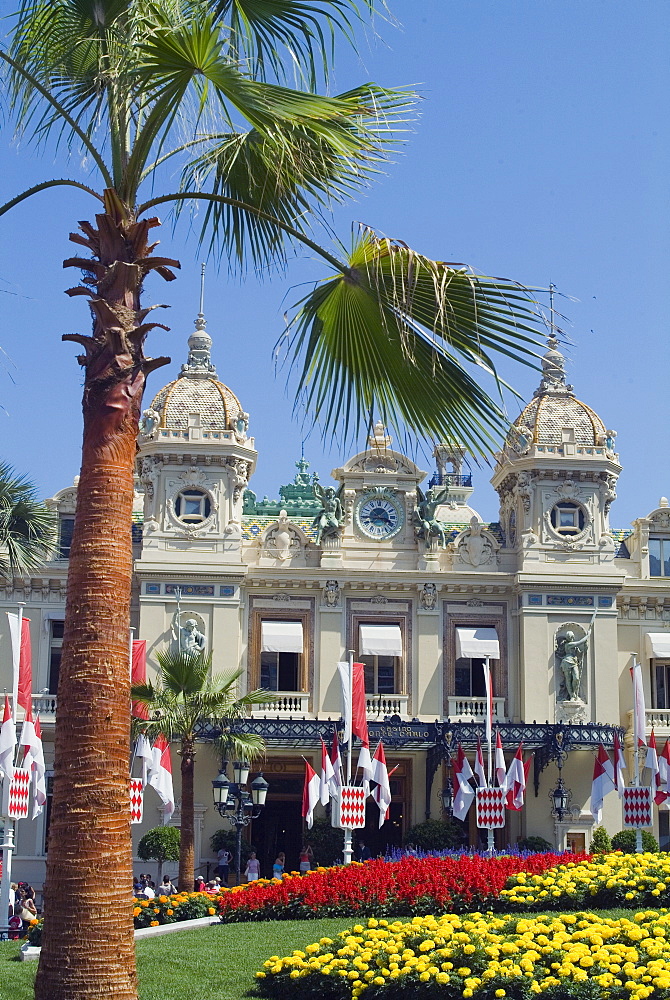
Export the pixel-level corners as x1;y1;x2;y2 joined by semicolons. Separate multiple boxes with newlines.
0;1;668;528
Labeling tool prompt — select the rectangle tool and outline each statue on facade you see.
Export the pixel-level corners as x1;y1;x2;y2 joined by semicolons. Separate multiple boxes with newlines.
556;616;594;701
171;614;206;655
419;582;438;610
324;579;341;607
413;486;450;548
312;483;344;545
138;407;160;439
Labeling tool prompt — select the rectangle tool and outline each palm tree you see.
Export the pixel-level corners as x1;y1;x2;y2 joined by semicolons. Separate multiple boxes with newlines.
132;648;266;891
0;4;547;998
0;461;56;578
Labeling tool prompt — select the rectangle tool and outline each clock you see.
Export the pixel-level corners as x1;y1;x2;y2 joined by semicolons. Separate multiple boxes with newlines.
355;491;404;540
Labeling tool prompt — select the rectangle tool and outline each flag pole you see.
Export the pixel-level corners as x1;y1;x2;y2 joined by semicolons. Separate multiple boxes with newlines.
632;658;643;853
485;656;492;785
0;601;22;938
343;649;354;866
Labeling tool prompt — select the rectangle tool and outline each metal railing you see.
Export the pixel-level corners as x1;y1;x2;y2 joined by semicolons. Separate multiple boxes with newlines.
428;472;473;489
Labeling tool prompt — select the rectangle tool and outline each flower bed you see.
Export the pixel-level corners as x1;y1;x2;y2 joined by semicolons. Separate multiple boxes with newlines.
501;851;670;911
217;854;582;922
255;910;670;999
27;891;218;946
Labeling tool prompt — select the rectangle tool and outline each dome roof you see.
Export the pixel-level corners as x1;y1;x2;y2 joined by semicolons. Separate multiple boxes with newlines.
150;376;242;432
507;335;608;450
145;293;245;433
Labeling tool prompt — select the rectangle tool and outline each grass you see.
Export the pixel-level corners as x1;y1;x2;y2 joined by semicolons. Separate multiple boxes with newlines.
0;908;651;999
0;918;360;1000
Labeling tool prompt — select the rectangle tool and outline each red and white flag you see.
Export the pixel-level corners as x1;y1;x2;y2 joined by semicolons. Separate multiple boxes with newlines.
357;741;374;796
591;743;615;821
483;658;494;762
504;743;527;810
301;760;320;829
505;756;532;812
134;734;154;784
659;741;670;804
452;744;475;821
330;730;342;795
131;639;149;720
631;661;647;747
19;702;40;768
613;730;626;797
474;737;487;788
338;661;369;748
0;694;16;779
8;611;32;714
319;738;335;806
647;730;667;805
31;716;46;819
495;731;506;789
148;733;174;819
371;741;392;828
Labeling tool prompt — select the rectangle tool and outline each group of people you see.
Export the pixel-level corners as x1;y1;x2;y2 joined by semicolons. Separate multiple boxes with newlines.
7;881;38;939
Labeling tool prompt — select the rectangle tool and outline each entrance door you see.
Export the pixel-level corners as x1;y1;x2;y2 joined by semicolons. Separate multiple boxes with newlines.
252;800;303;877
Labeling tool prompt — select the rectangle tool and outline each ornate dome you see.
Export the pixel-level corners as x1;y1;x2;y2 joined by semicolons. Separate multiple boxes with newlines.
507;336;610;450
144;290;245;434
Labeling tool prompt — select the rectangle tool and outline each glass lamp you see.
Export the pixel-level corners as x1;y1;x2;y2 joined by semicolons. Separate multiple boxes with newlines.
212;769;230;811
233;760;250;786
251;773;269;807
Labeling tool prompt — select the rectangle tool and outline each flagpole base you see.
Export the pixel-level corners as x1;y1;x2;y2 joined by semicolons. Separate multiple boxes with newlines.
343;828;353;865
0;818;15;940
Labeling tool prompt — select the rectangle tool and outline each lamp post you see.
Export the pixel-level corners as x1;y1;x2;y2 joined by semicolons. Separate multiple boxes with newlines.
440;780;453;817
212;761;268;884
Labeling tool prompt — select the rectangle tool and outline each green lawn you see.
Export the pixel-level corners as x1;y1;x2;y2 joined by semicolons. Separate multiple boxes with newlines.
0;919;359;1000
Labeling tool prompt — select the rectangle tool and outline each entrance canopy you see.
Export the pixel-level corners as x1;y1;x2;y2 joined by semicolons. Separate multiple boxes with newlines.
645;633;670;659
359;624;403;657
456;627;500;659
261;620;303;654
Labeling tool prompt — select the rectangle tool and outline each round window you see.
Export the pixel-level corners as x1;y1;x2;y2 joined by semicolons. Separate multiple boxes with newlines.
550;501;585;536
174;488;211;524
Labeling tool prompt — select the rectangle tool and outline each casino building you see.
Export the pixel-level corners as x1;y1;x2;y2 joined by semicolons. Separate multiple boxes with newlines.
4;303;670;885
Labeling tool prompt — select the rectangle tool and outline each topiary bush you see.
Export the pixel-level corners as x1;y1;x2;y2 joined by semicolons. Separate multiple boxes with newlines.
611;829;659;853
591;826;612;853
137;825;180;882
517;836;553;853
403;819;466;852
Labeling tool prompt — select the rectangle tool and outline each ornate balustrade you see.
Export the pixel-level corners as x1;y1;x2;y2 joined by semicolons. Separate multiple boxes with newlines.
251;692;311;717
446;696;506;723
366;694;409;719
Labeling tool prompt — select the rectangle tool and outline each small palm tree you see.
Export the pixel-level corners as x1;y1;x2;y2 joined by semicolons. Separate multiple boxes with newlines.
132;647;266;890
0;461;56;577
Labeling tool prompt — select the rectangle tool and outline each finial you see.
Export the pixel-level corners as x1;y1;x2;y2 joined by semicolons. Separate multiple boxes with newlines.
532;284;573;397
179;264;216;379
195;262;207;331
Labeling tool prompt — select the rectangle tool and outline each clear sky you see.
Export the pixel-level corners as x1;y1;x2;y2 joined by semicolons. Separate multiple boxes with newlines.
0;1;668;529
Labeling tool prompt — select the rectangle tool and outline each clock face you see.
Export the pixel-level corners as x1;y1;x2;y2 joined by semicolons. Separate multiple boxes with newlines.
356;494;403;540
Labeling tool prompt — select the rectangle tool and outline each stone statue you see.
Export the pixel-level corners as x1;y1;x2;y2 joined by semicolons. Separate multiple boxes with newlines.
324;580;341;607
556;616;594;701
172;616;206;655
413;486;450;548
235;412;249;439
312;483;344;545
270;511;294;561
138;407;160;439
419;582;437;610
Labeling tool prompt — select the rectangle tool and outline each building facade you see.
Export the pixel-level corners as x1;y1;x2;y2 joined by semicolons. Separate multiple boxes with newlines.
3;312;670;885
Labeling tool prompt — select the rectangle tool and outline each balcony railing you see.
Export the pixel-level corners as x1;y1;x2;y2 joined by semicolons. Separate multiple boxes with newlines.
628;708;670;734
32;693;57;718
366;694;409;719
428;472;473;489
447;696;507;723
251;692;311;717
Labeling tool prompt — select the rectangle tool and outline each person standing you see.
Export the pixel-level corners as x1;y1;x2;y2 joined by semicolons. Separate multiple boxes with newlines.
272;852;285;879
244;852;261;882
356;840;371;862
217;846;232;885
299;843;313;874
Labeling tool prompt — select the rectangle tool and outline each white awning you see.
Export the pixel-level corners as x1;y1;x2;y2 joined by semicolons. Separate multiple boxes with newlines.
261;620;303;654
359;624;403;658
645;633;670;659
456;627;500;659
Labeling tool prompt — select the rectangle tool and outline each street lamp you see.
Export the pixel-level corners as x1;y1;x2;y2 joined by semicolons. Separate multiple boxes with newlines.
212;762;268;884
549;775;571;822
440;778;453;816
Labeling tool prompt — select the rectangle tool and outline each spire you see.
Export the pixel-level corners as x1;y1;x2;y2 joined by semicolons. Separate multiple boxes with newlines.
533;284;573;397
179;263;217;379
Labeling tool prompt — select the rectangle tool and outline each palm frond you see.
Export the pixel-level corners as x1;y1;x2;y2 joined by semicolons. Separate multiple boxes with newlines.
208;0;365;87
286;230;546;456
0;462;57;578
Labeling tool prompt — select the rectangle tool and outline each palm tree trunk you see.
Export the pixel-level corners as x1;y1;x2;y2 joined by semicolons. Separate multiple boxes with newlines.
35;190;176;1000
178;737;196;891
